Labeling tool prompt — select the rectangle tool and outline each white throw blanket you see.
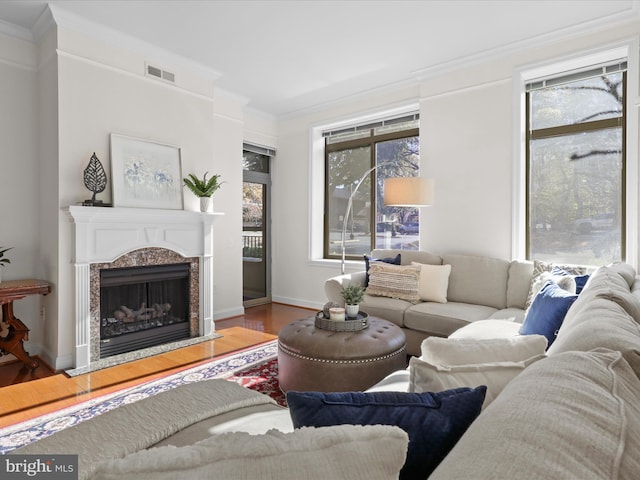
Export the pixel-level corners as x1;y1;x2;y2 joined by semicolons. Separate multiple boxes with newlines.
12;379;276;480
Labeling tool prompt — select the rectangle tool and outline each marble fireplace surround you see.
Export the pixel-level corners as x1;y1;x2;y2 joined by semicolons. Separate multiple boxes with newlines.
66;205;222;373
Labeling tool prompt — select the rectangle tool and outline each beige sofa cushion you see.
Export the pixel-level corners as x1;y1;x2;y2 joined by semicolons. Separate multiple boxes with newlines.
444;254;509;309
324;271;367;307
571;265;640;323
409;354;544;409
92;425;409;480
487;308;526;322
505;260;534;309
429;349;640;480
449;319;522;339
547;265;640;376
404;302;498;337
609;261;637;288
420;335;547;364
546;296;640;375
359;294;410;327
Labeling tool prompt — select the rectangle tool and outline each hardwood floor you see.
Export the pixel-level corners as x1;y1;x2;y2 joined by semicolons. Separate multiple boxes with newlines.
0;303;315;429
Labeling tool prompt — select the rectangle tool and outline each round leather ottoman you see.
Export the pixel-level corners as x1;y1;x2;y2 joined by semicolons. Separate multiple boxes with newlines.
278;316;407;392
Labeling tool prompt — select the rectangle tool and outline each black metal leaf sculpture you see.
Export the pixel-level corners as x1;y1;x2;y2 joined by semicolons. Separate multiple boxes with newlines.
83;152;107;204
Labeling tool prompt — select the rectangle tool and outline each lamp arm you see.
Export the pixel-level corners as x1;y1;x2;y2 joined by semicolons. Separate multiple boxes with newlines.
340;158;424;274
340;161;395;275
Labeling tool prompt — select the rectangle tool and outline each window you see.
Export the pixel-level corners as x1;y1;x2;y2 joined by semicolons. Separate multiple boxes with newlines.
526;60;626;266
323;114;420;260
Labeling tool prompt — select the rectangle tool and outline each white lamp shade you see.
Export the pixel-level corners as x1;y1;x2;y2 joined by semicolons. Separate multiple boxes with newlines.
383;177;434;206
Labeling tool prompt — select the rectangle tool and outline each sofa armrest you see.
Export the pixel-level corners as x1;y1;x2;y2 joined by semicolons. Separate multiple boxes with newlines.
324;271;367;305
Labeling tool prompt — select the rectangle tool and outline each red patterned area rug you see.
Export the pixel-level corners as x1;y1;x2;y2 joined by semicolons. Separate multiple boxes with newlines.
225;357;286;408
0;340;282;454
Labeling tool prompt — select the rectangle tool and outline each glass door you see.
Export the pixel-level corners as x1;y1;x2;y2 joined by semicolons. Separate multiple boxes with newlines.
243;147;271;306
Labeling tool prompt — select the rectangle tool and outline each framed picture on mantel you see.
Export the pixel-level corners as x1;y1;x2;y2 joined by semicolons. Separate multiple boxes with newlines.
110;134;183;210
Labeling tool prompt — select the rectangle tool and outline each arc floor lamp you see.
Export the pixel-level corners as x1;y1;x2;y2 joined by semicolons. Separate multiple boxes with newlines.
340;162;434;274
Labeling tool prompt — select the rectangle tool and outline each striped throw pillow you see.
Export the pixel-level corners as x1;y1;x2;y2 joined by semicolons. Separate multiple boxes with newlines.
366;263;421;303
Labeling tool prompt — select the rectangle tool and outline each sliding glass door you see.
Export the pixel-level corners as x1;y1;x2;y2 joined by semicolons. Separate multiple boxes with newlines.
243;146;272;306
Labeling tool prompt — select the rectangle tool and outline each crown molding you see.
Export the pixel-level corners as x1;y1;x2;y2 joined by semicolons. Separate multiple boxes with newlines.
277;76;421;121
0;17;32;42
244;106;277;123
0;5;57;43
48;4;221;82
213;86;250;107
411;2;640;81
31;4;56;42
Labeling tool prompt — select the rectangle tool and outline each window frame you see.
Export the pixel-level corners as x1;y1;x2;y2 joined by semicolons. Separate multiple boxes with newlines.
516;46;634;267
323;125;419;261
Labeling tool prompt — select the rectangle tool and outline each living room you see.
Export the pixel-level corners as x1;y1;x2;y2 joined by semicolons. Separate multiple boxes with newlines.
0;0;637;378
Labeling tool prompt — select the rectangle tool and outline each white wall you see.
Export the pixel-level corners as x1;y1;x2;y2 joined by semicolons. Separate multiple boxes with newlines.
210;90;247;320
271;17;640;310
0;32;43;364
37;27;61;366
420;79;513;257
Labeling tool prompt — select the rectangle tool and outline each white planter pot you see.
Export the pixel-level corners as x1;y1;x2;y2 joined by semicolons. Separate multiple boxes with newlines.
345;304;359;318
199;197;212;213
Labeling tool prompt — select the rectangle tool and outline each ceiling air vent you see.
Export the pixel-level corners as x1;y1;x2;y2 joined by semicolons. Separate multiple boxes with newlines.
145;64;175;83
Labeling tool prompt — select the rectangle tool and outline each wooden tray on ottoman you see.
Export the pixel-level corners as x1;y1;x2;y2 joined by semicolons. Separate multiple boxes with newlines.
315;311;369;331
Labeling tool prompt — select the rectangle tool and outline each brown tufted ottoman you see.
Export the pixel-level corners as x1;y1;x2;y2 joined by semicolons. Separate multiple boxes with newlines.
278;316;407;392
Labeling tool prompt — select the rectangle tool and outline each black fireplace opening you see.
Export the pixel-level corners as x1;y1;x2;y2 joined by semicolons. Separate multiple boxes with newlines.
100;263;191;358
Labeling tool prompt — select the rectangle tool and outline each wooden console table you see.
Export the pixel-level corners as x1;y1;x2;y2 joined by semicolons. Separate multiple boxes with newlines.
0;279;51;370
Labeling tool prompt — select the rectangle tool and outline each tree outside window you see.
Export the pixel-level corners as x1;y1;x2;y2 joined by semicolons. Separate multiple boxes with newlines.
324;118;420;260
527;65;626;266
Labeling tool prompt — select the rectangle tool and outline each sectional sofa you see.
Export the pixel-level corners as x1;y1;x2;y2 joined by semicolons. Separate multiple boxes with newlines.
428;261;640;478
10;261;640;479
325;249;538;356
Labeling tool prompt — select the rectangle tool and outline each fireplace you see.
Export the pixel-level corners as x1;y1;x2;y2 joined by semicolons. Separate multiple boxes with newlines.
67;205;221;371
89;247;200;363
99;263;191;358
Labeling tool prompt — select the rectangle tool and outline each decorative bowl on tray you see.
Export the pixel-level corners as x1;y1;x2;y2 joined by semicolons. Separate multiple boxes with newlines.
315;310;369;331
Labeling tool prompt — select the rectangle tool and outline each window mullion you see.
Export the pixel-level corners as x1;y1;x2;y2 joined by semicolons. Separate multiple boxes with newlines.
369;141;376;251
530;118;622;140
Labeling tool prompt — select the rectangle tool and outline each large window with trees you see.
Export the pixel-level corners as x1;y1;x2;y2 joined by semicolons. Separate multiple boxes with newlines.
526;60;626;266
324;114;420;260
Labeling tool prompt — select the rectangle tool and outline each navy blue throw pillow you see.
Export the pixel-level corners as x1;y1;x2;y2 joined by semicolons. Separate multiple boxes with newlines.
521;280;578;347
573;274;590;294
286;387;486;480
364;254;401;287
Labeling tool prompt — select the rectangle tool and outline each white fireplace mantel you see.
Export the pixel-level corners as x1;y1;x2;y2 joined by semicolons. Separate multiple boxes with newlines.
65;205;223;370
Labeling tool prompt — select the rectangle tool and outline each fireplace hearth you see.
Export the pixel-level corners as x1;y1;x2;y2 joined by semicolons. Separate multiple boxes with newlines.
99;263;191;357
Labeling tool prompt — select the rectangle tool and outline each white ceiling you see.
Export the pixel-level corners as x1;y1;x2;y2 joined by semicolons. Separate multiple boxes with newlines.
0;0;636;118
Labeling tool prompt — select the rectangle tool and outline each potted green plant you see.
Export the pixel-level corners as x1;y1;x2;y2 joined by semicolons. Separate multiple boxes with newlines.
183;172;224;212
341;283;365;318
0;246;12;283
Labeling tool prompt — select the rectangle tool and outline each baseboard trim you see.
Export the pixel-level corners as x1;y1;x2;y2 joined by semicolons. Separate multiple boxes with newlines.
271;296;324;311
